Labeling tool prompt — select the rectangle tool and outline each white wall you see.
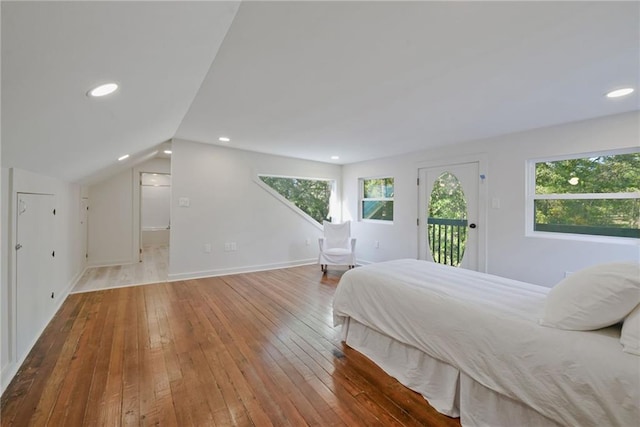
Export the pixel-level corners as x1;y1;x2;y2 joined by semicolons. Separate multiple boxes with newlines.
1;167;85;392
169;139;342;280
343;111;640;287
87;157;170;266
87;169;134;266
141;185;171;229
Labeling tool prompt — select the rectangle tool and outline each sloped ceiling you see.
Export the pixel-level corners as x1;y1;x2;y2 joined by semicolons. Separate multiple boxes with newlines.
1;1;240;183
2;1;639;184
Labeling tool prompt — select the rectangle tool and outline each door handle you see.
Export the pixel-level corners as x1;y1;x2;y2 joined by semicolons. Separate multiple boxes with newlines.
469;223;477;229
15;244;22;250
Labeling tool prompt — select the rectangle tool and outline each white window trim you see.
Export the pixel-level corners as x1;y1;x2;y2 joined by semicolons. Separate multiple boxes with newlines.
253;173;336;230
359;176;394;223
525;147;639;245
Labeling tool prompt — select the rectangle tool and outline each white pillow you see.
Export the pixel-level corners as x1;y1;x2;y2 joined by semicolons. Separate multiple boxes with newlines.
621;304;640;356
540;262;640;331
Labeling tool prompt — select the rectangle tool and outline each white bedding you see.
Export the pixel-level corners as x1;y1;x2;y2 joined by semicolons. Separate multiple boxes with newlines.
332;259;640;426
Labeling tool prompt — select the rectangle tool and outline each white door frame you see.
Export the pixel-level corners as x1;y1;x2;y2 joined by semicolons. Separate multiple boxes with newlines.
81;197;89;266
416;154;488;272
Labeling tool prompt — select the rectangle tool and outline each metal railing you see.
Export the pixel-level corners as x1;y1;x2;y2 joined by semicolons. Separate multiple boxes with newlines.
427;217;468;267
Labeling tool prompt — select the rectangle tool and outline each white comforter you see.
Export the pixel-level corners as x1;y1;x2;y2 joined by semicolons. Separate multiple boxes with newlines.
333;259;640;427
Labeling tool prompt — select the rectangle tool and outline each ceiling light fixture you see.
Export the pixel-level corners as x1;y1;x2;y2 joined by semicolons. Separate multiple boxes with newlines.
606;87;634;98
218;137;230;142
117;154;129;161
164;150;172;154
88;82;119;97
331;155;340;160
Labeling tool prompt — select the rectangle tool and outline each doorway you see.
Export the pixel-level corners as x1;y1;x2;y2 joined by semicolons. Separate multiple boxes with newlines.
139;172;171;261
418;162;482;271
80;197;89;265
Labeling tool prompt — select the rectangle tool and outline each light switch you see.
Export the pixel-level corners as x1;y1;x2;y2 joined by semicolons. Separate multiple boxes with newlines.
179;197;190;207
491;198;500;209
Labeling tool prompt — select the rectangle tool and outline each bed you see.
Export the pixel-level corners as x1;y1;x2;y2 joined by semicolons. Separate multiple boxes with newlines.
332;259;640;427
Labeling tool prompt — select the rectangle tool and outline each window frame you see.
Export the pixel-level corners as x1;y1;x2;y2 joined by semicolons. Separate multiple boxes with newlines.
525;147;639;245
254;173;337;229
359;176;395;223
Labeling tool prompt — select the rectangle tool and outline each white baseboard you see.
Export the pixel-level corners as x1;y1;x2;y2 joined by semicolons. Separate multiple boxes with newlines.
1;362;19;396
87;259;137;268
67;266;88;292
168;258;317;281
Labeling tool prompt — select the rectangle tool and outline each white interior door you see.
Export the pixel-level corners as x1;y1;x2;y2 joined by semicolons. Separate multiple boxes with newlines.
15;193;55;360
419;162;480;270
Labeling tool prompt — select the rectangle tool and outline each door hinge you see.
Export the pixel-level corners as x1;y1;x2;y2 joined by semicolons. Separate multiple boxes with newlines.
85;253;88;259
417;177;419;186
417;218;420;226
53;208;56;215
52;250;55;257
140;248;142;254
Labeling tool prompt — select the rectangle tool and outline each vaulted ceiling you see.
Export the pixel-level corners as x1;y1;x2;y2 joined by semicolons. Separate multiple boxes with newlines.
2;1;638;184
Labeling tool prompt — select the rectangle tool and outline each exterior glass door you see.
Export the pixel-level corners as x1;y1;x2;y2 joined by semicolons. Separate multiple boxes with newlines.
419;162;479;270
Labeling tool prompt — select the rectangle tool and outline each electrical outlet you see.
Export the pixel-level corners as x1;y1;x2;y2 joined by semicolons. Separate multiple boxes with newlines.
204;244;211;253
374;240;380;249
305;238;310;246
230;242;237;251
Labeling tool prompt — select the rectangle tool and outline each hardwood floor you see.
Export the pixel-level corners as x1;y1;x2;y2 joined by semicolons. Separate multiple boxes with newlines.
72;245;168;293
1;265;460;426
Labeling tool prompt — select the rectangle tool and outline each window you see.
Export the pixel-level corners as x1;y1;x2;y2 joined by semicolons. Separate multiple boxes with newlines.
361;177;394;222
259;175;334;224
528;150;639;240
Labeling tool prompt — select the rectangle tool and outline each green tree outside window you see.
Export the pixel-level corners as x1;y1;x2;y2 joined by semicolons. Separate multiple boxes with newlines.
533;152;639;238
260;176;333;224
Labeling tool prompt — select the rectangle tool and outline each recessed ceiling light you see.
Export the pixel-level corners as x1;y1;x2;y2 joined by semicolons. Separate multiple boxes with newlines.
118;154;129;161
88;82;118;97
331;155;340;160
218;137;231;142
606;87;634;98
164;150;172;154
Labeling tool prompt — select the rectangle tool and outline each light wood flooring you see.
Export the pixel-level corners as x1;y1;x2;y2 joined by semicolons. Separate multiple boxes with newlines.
72;245;169;293
1;265;460;426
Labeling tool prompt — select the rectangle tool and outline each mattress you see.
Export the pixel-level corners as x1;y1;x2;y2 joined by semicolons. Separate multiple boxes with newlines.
332;259;639;426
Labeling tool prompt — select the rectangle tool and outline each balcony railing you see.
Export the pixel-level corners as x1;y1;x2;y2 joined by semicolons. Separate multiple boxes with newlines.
427;217;468;267
534;223;639;238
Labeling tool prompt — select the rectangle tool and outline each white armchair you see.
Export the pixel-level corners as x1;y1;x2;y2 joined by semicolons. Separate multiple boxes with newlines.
318;221;356;272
